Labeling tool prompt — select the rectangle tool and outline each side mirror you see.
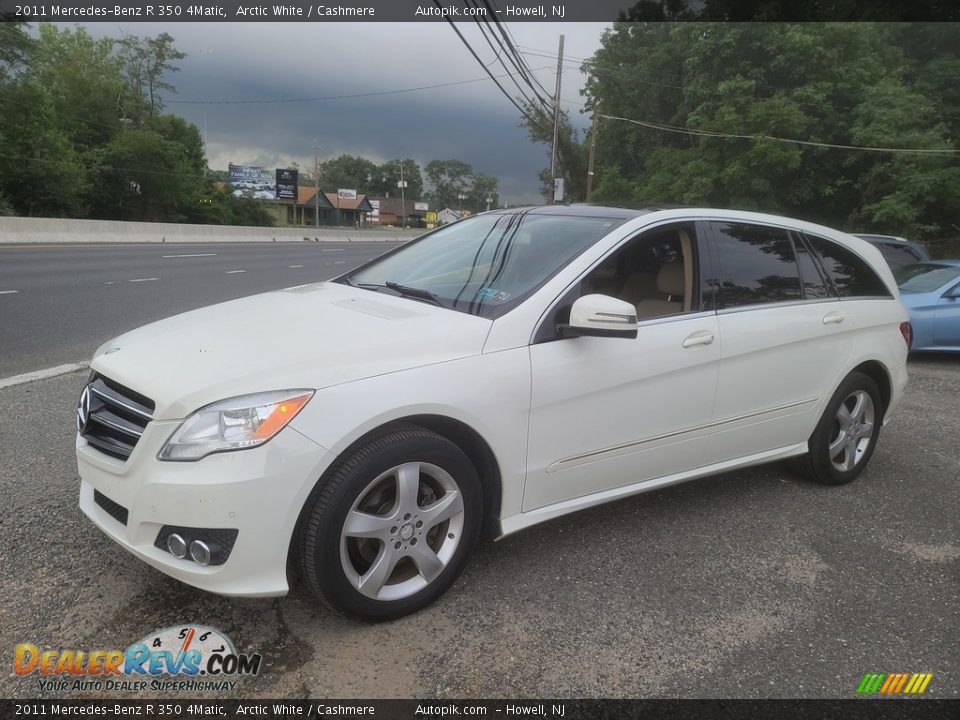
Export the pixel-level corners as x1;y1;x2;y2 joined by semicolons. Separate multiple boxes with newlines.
559;294;638;339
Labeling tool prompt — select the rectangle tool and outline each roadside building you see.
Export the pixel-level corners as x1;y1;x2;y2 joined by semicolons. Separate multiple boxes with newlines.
367;196;430;227
436;208;464;225
272;189;374;227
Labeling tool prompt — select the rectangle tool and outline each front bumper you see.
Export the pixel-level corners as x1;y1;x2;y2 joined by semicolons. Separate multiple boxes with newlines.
77;419;335;597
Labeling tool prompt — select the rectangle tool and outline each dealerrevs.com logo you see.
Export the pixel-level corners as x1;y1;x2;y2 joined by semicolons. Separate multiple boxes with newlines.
13;625;261;693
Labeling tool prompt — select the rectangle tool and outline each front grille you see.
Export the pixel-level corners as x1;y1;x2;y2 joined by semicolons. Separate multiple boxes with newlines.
94;490;129;525
77;374;155;461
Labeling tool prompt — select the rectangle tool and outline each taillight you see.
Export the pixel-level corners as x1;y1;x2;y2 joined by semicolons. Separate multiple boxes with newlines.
899;321;912;348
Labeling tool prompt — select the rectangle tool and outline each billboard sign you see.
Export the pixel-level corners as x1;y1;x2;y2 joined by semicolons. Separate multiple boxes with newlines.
275;168;298;201
414;201;429;211
337;189;357;200
368;199;380;222
229;164;276;200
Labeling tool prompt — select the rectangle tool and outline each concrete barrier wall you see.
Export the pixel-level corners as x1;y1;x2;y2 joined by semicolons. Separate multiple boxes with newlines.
0;217;423;244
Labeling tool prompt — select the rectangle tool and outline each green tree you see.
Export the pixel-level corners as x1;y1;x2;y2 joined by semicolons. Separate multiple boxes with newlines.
519;100;589;203
581;22;960;238
96;115;205;222
425;159;473;210
318;154;380;193
118;32;186;123
373;158;424;199
468;172;500;213
0;81;89;217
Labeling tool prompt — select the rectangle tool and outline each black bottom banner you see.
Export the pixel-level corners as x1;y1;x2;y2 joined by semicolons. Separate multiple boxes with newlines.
2;699;958;720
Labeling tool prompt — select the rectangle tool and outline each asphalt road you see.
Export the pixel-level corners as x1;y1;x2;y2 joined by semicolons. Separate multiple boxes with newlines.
0;356;957;700
0;242;397;378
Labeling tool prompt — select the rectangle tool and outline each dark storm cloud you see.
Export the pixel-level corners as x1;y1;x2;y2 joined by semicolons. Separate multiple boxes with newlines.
82;22;605;203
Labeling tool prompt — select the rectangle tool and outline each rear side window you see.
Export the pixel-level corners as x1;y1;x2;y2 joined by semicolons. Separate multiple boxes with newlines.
711;222;802;307
805;234;892;297
794;235;833;299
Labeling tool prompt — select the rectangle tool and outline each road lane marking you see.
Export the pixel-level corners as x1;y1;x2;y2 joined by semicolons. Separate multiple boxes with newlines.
289;265;304;268
321;248;344;252
0;362;89;390
162;253;218;258
333;261;346;265
0;290;18;294
226;269;246;274
129;277;159;283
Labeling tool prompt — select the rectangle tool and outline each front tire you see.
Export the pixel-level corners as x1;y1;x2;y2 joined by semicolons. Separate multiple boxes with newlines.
298;427;482;620
794;371;882;486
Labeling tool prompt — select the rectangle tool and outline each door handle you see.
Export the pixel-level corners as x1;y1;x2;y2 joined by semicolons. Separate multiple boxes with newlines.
822;311;847;325
682;331;715;348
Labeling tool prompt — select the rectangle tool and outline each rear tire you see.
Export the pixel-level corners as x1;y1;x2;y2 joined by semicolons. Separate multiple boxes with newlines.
793;371;882;486
298;426;482;620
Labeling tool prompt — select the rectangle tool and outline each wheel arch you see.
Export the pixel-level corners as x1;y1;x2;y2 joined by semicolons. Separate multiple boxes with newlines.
286;414;504;586
849;359;892;417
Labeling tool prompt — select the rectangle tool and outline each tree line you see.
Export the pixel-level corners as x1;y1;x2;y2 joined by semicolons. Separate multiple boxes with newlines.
525;21;960;241
0;22;501;225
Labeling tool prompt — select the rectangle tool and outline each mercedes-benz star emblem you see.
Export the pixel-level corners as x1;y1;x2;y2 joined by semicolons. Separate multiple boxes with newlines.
76;385;91;433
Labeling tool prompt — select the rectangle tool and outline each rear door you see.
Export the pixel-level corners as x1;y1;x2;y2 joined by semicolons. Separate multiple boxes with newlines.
701;222;852;465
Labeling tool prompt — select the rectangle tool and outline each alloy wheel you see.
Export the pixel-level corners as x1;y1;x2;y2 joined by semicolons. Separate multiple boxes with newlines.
829;390;876;472
339;462;465;601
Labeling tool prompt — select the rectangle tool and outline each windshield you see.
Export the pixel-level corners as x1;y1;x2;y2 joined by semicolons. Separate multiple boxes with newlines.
895;263;960;293
342;211;624;318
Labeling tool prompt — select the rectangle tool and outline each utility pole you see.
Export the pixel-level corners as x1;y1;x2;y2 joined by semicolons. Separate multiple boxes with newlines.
586;103;599;202
397;160;407;229
313;141;321;228
549;33;565;204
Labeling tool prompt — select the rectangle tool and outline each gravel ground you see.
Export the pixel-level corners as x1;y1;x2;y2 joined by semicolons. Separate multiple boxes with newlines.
1;356;957;700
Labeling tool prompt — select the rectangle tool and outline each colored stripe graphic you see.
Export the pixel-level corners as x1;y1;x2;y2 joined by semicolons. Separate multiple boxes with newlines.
857;673;885;694
857;672;933;694
892;673;909;693
904;673;933;694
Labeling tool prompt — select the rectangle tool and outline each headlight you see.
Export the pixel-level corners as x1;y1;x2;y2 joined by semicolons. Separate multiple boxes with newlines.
158;389;314;461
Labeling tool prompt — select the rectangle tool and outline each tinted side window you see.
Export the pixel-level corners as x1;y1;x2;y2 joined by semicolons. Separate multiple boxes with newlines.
712;223;802;307
794;235;833;299
805;234;892;297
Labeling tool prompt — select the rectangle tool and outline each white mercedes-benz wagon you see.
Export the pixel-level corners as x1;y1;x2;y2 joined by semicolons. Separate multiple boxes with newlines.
76;206;910;619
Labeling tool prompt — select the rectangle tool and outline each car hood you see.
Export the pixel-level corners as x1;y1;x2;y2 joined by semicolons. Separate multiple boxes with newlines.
90;281;492;420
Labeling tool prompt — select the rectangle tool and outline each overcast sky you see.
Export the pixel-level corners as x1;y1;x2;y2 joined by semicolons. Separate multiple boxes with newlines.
79;22;610;204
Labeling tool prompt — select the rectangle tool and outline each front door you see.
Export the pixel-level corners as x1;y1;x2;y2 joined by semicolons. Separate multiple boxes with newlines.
523;223;721;512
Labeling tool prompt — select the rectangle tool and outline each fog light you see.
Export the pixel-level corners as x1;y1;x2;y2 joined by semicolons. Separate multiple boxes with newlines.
189;540;212;566
167;533;187;559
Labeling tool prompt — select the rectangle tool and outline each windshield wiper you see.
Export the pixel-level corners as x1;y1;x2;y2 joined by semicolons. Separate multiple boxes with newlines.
384;281;443;306
351;280;443;307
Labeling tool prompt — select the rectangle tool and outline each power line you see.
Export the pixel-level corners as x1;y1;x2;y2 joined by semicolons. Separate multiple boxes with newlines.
599;114;960;156
432;0;552;135
466;0;553;111
165;65;551;105
482;0;554;100
515;44;589;64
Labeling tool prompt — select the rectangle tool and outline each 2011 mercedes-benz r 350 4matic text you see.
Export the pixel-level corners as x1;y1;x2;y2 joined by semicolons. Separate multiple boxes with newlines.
76;206;910;619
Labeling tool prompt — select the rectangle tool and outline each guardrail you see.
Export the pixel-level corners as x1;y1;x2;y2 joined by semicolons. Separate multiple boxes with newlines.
0;217;423;244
